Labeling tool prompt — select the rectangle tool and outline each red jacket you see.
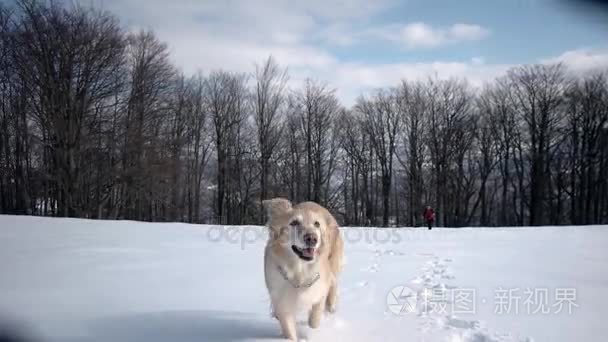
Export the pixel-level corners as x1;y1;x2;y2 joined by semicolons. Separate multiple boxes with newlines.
423;208;435;222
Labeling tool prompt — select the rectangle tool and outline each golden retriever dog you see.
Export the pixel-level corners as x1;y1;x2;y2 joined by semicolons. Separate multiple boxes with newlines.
262;198;344;341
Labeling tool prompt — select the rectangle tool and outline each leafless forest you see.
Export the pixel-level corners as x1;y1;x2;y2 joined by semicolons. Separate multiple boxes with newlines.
1;1;607;227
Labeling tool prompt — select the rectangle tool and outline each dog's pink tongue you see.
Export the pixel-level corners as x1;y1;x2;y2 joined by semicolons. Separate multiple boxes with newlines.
302;248;315;257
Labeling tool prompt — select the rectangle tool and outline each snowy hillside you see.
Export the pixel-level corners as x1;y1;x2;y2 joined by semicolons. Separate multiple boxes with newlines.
0;215;606;342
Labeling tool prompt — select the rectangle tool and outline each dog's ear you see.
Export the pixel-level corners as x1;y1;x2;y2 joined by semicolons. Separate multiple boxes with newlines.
324;211;339;242
262;198;292;222
324;210;344;274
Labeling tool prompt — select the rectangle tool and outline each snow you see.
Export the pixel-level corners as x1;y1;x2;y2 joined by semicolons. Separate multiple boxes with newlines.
0;215;607;342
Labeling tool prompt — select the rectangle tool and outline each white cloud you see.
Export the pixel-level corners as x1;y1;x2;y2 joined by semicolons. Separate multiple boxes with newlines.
471;56;485;65
540;48;608;73
318;23;358;47
331;49;608;106
74;1;608;108
164;32;337;75
329;61;512;105
387;22;490;48
314;21;490;49
400;22;445;48
449;23;490;41
89;0;394;45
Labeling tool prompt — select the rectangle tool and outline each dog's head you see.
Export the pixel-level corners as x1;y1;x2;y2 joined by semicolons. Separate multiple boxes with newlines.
262;198;336;263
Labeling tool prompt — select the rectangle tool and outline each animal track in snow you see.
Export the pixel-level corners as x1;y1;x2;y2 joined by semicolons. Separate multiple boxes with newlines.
363;263;379;273
356;280;369;288
410;256;529;342
413;255;485;340
446;317;481;330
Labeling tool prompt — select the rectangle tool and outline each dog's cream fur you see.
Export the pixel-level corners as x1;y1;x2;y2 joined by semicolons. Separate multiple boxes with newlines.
262;198;344;341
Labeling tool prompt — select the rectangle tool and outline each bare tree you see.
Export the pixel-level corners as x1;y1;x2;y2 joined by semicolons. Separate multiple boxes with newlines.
356;88;401;227
185;73;212;223
469;105;499;226
119;30;174;220
11;0;125;217
565;73;608;224
2;1;608;227
508;64;568;225
480;79;520;225
339;109;372;225
424;78;474;226
253;56;288;212
166;74;191;221
0;5;16;214
205;70;248;222
289;79;340;205
396;80;427;226
280;110;305;202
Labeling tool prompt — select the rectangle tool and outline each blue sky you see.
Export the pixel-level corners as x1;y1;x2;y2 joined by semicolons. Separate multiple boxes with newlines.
324;0;607;64
10;0;608;105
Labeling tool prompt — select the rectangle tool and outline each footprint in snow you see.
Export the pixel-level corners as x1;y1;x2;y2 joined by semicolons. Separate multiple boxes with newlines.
331;316;347;329
382;249;406;256
356;280;369;287
433;267;446;275
445;317;481;330
449;330;502;342
410;276;424;285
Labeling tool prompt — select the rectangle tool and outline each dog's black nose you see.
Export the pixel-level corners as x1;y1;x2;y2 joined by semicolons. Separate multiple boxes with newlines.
303;233;318;247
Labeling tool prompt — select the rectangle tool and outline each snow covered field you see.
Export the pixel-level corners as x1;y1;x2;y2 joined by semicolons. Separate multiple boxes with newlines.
0;215;606;342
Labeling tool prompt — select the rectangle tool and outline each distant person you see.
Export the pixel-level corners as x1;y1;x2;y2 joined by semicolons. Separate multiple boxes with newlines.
423;206;435;230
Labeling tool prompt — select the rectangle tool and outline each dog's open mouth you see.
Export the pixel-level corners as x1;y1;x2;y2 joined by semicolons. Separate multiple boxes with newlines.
292;245;315;261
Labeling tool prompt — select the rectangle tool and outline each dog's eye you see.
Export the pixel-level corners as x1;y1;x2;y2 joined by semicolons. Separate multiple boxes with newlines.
290;220;300;227
314;221;320;228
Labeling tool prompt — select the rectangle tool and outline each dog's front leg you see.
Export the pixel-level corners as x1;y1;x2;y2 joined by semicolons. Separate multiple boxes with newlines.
308;298;325;329
276;311;297;341
326;282;338;313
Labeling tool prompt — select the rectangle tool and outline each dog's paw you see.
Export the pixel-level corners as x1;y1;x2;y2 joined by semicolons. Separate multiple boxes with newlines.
326;303;337;314
269;304;278;320
308;310;322;328
308;313;321;328
280;329;297;341
308;317;321;329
